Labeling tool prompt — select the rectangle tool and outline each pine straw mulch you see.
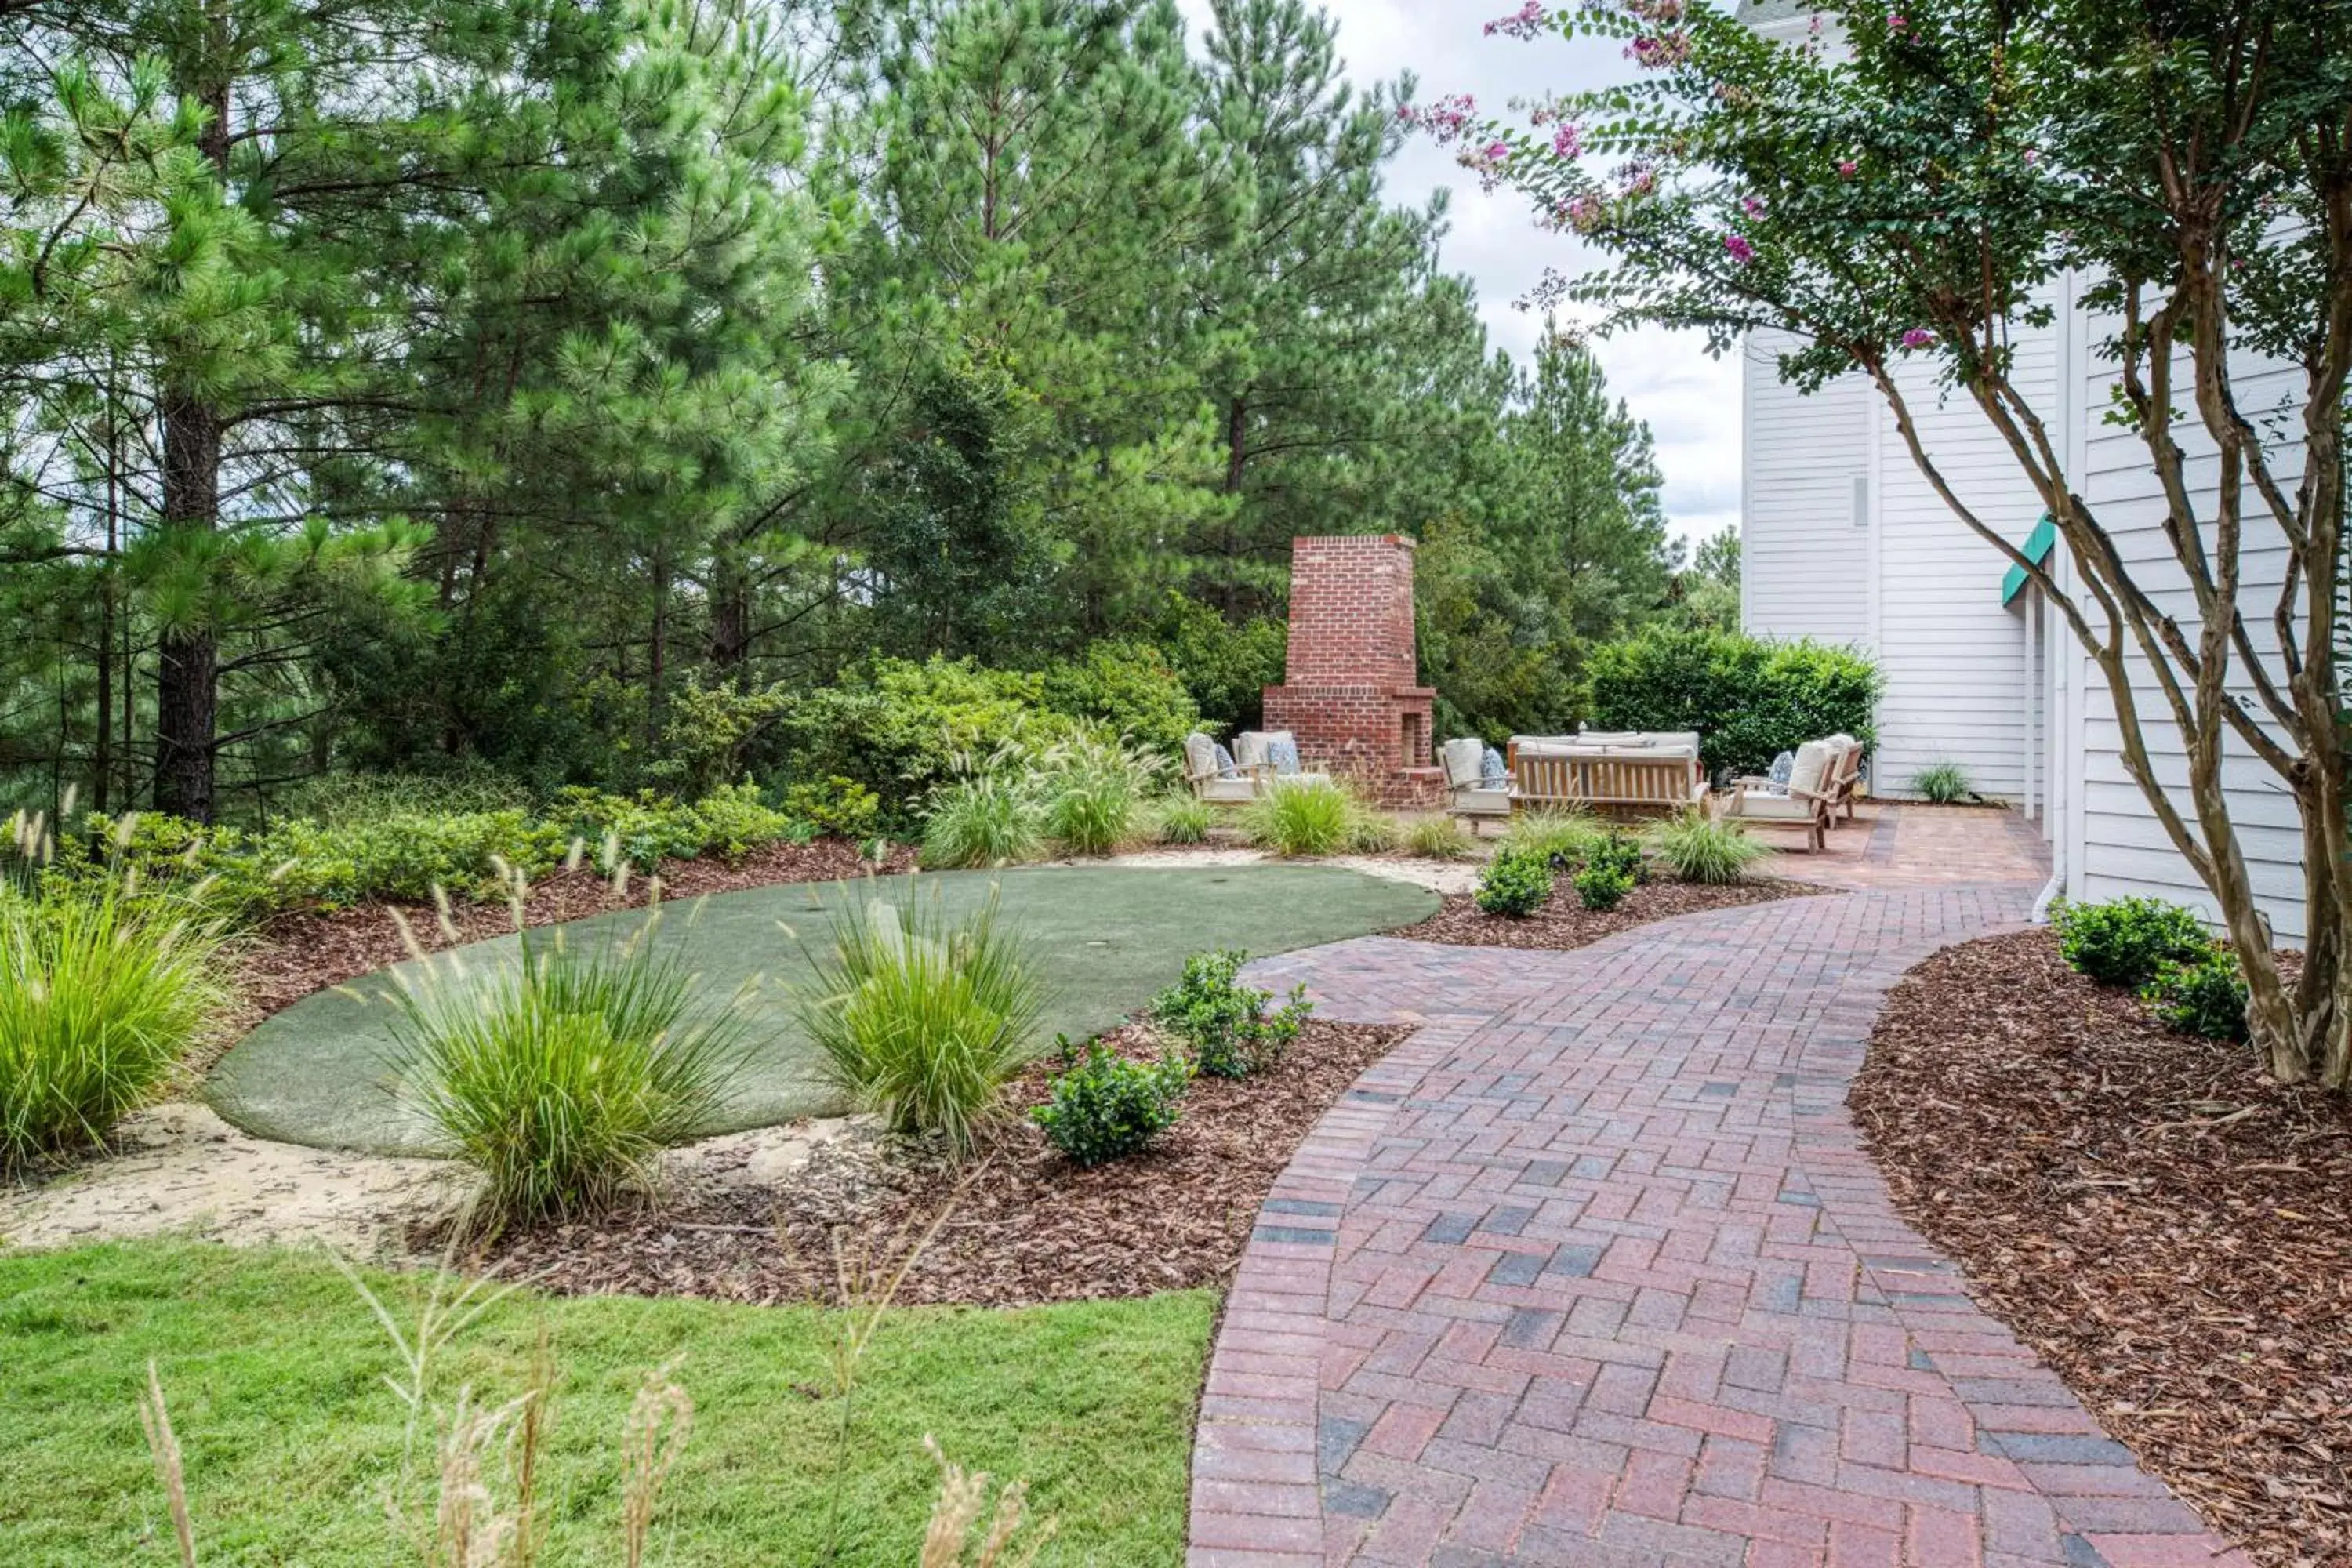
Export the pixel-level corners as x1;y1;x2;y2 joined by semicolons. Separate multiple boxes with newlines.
474;1018;1411;1309
212;838;916;1051
1394;875;1838;951
1853;929;2352;1568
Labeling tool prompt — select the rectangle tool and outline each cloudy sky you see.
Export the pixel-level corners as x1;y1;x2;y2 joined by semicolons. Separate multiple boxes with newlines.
1171;0;1744;546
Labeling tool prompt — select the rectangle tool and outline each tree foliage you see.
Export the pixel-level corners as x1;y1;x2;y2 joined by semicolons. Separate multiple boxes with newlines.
2;0;1681;839
1447;0;2352;1085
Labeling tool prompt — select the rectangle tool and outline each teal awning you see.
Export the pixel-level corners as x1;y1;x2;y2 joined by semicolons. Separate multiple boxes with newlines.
2002;514;2056;605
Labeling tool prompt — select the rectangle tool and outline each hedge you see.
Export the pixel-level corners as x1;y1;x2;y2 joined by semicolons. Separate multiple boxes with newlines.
1585;627;1880;779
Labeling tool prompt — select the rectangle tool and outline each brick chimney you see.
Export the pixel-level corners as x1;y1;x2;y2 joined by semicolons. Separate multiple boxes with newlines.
1261;535;1444;807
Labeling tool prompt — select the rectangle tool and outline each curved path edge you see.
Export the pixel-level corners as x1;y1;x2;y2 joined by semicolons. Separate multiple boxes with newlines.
1189;887;2253;1568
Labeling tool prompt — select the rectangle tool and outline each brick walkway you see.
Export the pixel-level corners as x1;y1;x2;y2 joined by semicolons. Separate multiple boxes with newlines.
1190;812;2249;1567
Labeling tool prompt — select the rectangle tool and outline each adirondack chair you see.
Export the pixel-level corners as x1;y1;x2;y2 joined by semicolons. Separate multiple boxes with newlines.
1719;739;1837;851
1182;732;1269;804
1440;739;1513;827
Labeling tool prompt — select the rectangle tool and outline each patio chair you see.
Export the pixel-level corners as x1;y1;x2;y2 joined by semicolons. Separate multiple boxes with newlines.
1440;738;1513;829
1182;732;1268;804
1719;739;1836;851
1233;730;1330;789
1822;735;1866;823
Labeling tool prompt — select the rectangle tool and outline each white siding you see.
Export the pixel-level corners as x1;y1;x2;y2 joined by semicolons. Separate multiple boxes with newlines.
1866;336;2058;801
2063;332;2310;939
1742;334;1872;646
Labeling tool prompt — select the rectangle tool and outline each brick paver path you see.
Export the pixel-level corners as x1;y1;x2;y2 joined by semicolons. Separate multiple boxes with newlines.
1191;813;2249;1567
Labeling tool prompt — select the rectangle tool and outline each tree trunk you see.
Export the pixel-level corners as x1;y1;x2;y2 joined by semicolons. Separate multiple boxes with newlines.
154;384;222;822
708;551;750;667
154;46;230;823
1225;396;1247;494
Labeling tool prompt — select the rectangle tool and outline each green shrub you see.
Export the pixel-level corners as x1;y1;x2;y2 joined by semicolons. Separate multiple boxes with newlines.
1031;1035;1192;1166
554;789;710;874
794;891;1045;1158
1504;808;1604;868
1586;626;1880;779
1033;640;1203;756
0;879;225;1171
1911;761;1972;804
1573;862;1633;912
1150;793;1214;846
771;657;1083;835
683;782;807;858
1242;779;1356;858
778;776;881;841
2144;946;2250;1042
387;919;746;1224
1152;598;1288;733
2056;895;2211;989
1588;831;1646;886
1036;734;1160;856
1151;949;1312;1080
1402;815;1477;861
1476;848;1555;916
1648;810;1769;884
270;766;530;826
920;768;1047;869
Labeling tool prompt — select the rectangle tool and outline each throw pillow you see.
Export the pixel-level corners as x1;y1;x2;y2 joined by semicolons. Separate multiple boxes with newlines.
1480;746;1508;786
1268;736;1301;775
1767;750;1795;792
1212;741;1243;779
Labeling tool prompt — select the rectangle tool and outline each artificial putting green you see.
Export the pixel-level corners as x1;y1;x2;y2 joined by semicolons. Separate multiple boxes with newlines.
207;862;1436;1154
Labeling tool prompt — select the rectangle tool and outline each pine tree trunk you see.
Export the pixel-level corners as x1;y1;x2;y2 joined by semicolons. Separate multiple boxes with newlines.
155;43;230;823
154;384;221;822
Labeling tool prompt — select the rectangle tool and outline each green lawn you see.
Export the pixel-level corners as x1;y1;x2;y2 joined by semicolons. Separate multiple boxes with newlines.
210;862;1436;1153
0;1243;1214;1566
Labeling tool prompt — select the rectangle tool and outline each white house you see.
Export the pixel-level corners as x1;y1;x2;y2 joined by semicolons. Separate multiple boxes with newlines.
1736;0;2312;941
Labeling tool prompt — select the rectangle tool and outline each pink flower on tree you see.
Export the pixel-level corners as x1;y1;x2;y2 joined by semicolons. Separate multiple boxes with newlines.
1724;233;1757;264
1553;122;1584;159
1901;328;1936;349
1628;32;1693;68
1398;93;1478;146
1741;195;1766;217
1839;159;1859;177
1888;13;1908;30
1485;2;1547;38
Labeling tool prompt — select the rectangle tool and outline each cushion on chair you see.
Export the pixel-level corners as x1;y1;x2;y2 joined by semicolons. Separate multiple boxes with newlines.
1481;746;1508;785
1232;732;1269;768
1198;776;1258;804
1727;792;1817;822
1212;742;1243;779
1787;741;1832;797
1439;739;1483;788
1452;786;1513;816
1266;734;1303;775
1767;751;1795;790
1184;733;1218;779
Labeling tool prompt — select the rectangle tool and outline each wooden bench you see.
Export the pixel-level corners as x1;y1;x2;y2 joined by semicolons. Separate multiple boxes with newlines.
1508;744;1710;821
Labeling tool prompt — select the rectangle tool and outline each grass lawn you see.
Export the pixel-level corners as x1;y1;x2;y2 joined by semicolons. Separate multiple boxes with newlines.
211;862;1436;1153
0;1242;1214;1566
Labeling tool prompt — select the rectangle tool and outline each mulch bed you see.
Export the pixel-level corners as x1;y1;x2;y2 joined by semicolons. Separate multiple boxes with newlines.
1853;930;2352;1568
215;838;916;1048
1395;876;1835;952
477;1018;1411;1309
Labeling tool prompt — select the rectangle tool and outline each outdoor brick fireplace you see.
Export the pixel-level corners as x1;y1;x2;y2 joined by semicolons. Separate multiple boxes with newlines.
1261;534;1445;808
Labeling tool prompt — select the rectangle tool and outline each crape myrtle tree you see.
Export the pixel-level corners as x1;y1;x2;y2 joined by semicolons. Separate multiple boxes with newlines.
1430;0;2352;1085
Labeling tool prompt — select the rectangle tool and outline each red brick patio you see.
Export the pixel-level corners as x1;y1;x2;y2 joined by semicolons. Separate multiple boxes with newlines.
1190;808;2249;1567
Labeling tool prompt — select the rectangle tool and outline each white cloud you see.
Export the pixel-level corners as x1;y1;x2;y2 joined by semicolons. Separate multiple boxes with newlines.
1174;0;1741;546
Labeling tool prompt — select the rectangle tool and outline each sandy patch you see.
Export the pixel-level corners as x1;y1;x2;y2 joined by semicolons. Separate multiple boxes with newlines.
1;1106;861;1258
